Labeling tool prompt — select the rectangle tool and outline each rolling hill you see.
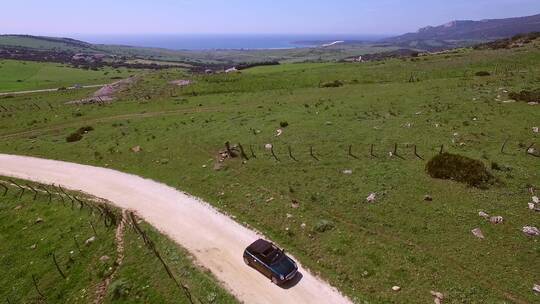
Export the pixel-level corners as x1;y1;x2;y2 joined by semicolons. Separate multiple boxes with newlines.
385;13;540;49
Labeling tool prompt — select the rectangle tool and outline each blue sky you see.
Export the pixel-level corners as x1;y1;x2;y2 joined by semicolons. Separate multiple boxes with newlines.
2;0;540;35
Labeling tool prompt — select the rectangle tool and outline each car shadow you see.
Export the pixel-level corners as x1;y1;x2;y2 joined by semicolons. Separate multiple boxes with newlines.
279;272;303;289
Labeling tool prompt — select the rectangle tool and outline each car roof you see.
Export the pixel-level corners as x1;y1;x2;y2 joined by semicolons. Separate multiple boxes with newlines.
247;239;273;254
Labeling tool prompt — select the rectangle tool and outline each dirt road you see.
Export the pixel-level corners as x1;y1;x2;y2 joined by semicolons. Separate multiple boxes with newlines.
0;154;351;304
0;84;105;96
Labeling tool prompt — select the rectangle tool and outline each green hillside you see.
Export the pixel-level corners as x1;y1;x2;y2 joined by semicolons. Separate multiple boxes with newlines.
1;38;539;303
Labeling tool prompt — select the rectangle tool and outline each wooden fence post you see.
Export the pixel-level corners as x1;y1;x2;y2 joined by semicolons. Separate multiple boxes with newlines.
52;252;66;279
0;183;7;196
270;146;280;162
288;146;299;162
249;145;257;159
500;138;509;154
31;274;46;302
370;144;377;158
310;146;319;161
414;145;424;160
8;180;24;199
238;143;249;160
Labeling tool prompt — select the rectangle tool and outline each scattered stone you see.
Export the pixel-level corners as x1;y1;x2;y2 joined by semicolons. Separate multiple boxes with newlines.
342;169;353;175
471;228;485;239
264;143;273;150
300;223;306;229
392;286;401;292
265;197;274;203
85;236;96;245
489;216;504;224
35;217;44;224
522;226;540;237
275;129;283;137
202;164;207;168
291;200;300;209
99;255;110;262
529;202;536;210
286;213;293;219
131;145;142;153
366;193;377;203
478;211;490;219
533;127;539;133
533;196;540;204
533;284;540;293
430;291;444;304
30;244;37;250
14;205;23;210
424;195;433;202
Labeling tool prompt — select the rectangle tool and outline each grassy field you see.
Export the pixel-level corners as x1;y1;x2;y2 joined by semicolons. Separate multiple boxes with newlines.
0;179;236;304
0;60;133;93
1;40;539;303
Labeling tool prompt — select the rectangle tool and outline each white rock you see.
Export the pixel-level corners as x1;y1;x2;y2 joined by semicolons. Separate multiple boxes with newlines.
489;216;504;224
533;284;540;293
342;169;353;175
392;286;401;292
533;127;539;133
528;147;537;154
366;193;377;203
478;211;490;219
529;203;536;210
85;236;96;245
300;223;306;229
430;290;444;304
264;143;273;150
471;228;485;239
275;129;283;137
522;226;540;237
532;196;539;204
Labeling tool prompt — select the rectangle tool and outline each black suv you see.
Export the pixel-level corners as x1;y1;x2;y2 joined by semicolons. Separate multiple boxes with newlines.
243;239;298;285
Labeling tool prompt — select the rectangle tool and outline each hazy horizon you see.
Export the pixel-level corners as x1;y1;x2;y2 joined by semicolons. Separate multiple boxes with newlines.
1;0;539;36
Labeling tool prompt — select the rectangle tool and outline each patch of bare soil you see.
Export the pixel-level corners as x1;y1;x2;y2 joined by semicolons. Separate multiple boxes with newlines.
67;77;138;105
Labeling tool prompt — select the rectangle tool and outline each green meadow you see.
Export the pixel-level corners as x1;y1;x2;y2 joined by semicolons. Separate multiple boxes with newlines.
0;179;236;304
0;60;132;93
0;41;539;303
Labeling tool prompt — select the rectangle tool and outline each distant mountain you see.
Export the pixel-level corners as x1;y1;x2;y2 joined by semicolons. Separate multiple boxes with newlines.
386;13;540;47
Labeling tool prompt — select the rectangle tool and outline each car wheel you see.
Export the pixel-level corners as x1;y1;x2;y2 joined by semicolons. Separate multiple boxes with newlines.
243;256;250;265
271;276;279;285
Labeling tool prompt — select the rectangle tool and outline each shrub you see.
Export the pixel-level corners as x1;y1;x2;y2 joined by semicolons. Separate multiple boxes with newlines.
314;219;335;233
320;80;344;88
280;121;289;128
66;126;94;143
110;279;132;300
426;153;494;188
475;71;491;77
508;89;540;103
66;132;83;143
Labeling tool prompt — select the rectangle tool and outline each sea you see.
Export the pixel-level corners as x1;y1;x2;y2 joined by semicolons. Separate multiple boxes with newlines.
71;34;387;50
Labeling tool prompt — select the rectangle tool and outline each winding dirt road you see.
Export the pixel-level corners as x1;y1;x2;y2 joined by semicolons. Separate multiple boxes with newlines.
0;84;105;96
0;154;351;304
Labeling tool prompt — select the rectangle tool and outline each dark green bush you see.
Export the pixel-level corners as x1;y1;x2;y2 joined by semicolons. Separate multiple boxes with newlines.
475;71;491;77
66;132;83;143
509;89;540;103
320;80;344;88
280;121;289;128
66;126;94;143
426;153;494;188
314;220;335;233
